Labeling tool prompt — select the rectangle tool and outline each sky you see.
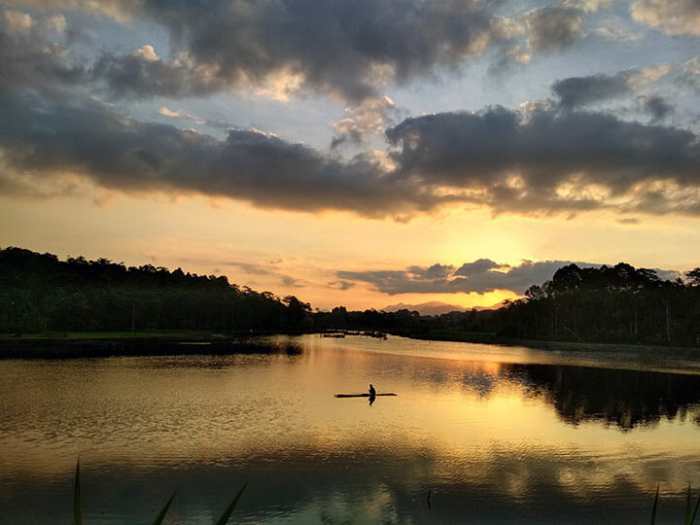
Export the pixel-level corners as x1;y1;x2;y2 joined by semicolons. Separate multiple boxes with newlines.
1;0;700;311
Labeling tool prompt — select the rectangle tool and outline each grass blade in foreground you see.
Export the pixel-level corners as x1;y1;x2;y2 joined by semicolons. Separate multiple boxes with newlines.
214;483;248;525
691;488;700;525
73;459;82;525
651;484;659;525
152;491;176;525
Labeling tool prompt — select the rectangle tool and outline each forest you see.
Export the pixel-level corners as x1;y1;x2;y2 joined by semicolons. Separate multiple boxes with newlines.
2;247;700;347
0;247;311;334
318;263;700;347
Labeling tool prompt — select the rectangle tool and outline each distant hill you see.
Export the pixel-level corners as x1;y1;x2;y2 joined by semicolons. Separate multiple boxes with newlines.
382;301;467;316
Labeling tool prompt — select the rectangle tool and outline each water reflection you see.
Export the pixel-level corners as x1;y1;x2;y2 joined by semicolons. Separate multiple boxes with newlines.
506;364;700;430
1;335;699;524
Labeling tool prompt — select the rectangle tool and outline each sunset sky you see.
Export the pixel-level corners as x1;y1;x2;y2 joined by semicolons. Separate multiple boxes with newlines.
1;0;699;310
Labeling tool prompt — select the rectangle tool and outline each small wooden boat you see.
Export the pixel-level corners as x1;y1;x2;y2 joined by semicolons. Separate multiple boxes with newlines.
334;393;398;398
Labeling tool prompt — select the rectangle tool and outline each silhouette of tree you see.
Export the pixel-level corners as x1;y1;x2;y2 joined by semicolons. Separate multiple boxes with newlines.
318;261;700;348
0;247;309;334
688;268;700;287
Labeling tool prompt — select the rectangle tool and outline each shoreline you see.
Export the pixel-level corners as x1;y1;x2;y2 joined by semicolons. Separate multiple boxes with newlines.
2;330;700;362
0;332;302;359
400;331;700;356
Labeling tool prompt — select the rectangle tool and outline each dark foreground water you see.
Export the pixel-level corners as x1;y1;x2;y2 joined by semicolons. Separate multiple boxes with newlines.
1;335;700;524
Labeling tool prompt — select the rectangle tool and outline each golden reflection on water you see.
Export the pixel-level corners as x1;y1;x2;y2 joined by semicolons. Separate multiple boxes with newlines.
1;335;700;523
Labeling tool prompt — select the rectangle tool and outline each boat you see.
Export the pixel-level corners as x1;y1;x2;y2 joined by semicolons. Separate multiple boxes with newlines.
334;393;398;398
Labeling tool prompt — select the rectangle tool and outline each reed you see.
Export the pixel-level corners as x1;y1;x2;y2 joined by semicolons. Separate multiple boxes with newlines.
650;484;700;525
72;461;247;524
69;462;700;524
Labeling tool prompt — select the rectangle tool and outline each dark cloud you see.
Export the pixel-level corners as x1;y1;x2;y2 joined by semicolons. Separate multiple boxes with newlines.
639;95;674;122
406;263;455;280
525;6;585;53
2;3;700;221
339;259;679;295
91;0;501;102
280;275;305;288
0;89;450;218
91;47;226;99
552;73;633;109
338;259;598;295
455;258;507;276
0;9;85;91
386;104;700;216
8;1;596;103
328;280;355;291
551;66;671;110
3;85;700;218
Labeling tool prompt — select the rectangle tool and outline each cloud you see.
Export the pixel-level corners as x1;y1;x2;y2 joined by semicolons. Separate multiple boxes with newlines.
91;45;227;99
158;106;180;118
631;0;700;36
331;96;404;149
0;89;452;218
3;80;700;219
158;105;206;125
338;259;597;295
638;95;674;122
552;73;632;109
339;259;679;295
12;1;598;103
222;261;275;276
455;259;508;276
328;280;355;291
525;6;585;53
0;8;86;90
677;56;700;92
488;6;590;71
386;104;700;216
4;9;33;32
134;44;158;62
567;0;613;13
87;0;503;102
280;275;305;288
2;0;139;22
594;19;643;42
3;8;700;223
551;65;671;109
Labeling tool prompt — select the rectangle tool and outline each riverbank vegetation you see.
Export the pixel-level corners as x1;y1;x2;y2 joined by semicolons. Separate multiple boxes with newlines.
0;247;311;334
2;247;700;349
318;263;700;348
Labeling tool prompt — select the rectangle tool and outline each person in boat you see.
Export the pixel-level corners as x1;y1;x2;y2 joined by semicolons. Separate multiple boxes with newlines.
369;384;376;397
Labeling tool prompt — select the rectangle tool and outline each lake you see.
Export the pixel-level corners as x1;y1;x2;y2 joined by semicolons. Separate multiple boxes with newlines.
1;335;700;524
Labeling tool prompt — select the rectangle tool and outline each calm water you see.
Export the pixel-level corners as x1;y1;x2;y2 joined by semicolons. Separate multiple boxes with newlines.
1;335;700;524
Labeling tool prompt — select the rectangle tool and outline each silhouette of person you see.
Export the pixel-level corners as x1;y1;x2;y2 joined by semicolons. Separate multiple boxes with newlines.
369;384;376;396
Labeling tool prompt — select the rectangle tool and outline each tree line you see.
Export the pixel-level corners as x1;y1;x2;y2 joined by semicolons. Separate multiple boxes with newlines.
0;247;311;334
318;263;700;347
2;247;699;347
